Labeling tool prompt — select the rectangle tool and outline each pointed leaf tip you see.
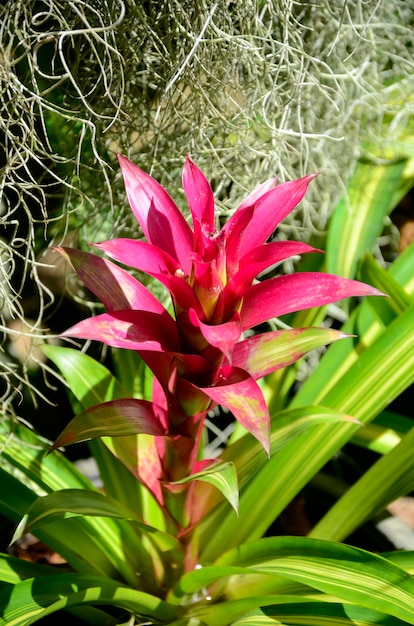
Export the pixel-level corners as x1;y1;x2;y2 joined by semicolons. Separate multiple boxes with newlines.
198;367;270;455
171;461;239;514
182;155;215;247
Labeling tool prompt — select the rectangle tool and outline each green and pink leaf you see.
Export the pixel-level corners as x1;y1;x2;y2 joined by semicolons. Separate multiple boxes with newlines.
231;327;351;380
49;398;170;453
198;367;270;454
63;310;178;351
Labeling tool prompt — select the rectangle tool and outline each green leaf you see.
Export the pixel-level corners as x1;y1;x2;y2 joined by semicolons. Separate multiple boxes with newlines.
171;462;239;514
293;242;414;408
11;489;181;555
0;556;117;626
230;608;283;625
216;537;414;624
359;253;414;316
88;439;167;532
310;426;414;541
301;301;414;419
326;158;410;279
348;409;413;455
0;574;180;626
0;552;62;584
0;416;164;587
43;345;164;523
111;346;154;399
42;345;130;409
231;611;283;626
227;406;359;486
264;601;409;625
199;407;360;551
383;550;414;575
0;468;139;582
189;596;292;626
0;417;95;494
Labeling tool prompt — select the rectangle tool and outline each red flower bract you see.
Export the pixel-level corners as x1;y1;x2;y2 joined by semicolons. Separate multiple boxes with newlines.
54;155;383;519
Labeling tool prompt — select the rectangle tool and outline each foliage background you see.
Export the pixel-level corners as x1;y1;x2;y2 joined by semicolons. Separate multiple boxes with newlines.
0;0;413;401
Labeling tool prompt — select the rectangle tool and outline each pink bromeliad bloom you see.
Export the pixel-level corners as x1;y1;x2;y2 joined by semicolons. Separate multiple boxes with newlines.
54;155;381;516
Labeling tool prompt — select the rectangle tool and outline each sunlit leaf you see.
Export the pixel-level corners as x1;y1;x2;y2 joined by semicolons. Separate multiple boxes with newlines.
42;345;129;409
216;537;414;624
0;573;179;626
171;462;239;514
326;158;411;279
231;327;349;380
11;489;180;554
310;426;414;542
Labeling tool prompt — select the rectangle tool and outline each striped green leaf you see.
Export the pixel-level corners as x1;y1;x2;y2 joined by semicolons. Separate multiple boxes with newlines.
216;537;414;624
326;157;413;279
171;461;239;514
310;425;414;541
42;345;130;408
0;574;179;626
12;489;180;555
264;601;409;625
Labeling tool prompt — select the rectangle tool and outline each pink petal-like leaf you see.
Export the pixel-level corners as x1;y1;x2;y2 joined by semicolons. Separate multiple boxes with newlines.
240;241;320;275
95;239;180;276
231;327;350;380
198;366;270;454
96;239;203;317
241;272;385;331
117;154;193;272
225;174;317;259
161;274;206;318
56;247;164;314
182;156;215;235
214;241;319;322
49;398;169;453
188;308;242;361
237;176;279;210
224;204;254;280
62;310;178;351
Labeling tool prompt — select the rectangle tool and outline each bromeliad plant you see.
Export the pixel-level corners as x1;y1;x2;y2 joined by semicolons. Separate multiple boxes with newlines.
48;155;379;534
1;155;414;625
